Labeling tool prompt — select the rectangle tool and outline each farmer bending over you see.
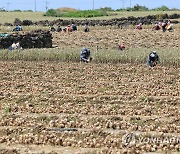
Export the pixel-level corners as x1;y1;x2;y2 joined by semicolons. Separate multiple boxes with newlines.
50;26;56;32
166;24;173;32
80;47;92;63
13;25;22;32
152;23;161;30
162;21;168;32
136;23;142;30
56;25;62;32
66;25;71;33
118;43;125;50
72;24;77;31
147;51;159;67
84;24;89;32
8;42;22;51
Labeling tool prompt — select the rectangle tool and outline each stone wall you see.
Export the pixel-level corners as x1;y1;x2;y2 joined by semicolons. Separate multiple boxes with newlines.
0;30;52;49
6;13;180;27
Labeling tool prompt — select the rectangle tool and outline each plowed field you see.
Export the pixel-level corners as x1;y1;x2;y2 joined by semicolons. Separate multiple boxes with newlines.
0;61;179;153
52;28;180;50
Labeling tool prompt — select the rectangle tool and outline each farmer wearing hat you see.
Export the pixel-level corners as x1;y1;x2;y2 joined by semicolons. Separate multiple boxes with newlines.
166;24;173;32
152;23;161;30
80;47;92;63
147;51;159;67
119;43;125;50
136;23;143;30
72;24;77;31
84;24;89;32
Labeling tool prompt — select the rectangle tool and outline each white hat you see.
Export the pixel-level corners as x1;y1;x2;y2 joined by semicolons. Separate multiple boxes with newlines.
152;51;156;53
151;53;155;57
12;43;16;49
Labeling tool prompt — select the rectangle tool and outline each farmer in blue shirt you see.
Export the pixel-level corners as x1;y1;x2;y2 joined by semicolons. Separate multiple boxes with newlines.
13;25;22;32
80;47;92;63
147;51;159;67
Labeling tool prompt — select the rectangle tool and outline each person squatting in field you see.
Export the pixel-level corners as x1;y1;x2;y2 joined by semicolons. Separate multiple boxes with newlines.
50;26;56;32
80;47;92;63
84;24;89;32
13;25;22;32
152;23;161;30
118;43;125;50
136;23;143;30
72;24;77;31
8;42;22;51
147;51;159;67
161;21;168;32
166;23;173;32
56;25;62;32
161;20;173;32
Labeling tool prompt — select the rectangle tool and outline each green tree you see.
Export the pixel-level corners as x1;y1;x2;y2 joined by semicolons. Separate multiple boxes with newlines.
99;7;114;11
152;5;169;11
45;9;57;17
132;4;149;11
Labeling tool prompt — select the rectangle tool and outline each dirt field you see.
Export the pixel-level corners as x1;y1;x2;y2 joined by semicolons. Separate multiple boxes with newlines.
52;28;180;50
0;61;179;153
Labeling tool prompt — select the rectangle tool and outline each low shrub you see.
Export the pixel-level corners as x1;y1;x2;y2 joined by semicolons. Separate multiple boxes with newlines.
44;9;108;18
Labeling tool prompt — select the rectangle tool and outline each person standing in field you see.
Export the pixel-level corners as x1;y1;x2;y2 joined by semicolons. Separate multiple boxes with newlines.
147;51;159;67
80;47;92;63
